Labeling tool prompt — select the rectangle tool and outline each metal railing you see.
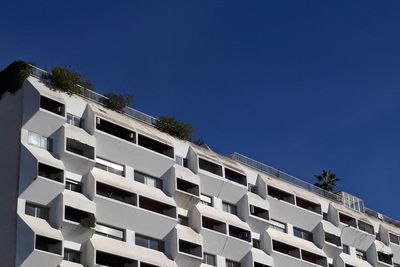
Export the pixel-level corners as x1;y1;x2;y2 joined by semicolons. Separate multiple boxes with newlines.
29;65;157;126
365;208;400;228
229;152;342;202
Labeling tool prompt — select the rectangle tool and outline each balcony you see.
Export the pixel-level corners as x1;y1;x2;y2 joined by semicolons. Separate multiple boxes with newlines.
96;182;137;206
199;158;223;176
35;235;62;255
202;216;227;234
339;213;357;228
38;162;64;183
267;186;295;204
40;95;65;117
176;178;200;197
228;225;251;242
224;168;247;186
250;205;269;221
96;117;136;143
66;138;95;160
296;196;321;215
178;239;202;258
138;196;176;219
138;134;174;158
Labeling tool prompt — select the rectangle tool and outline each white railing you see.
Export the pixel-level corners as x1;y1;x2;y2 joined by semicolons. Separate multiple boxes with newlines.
29;65;157;126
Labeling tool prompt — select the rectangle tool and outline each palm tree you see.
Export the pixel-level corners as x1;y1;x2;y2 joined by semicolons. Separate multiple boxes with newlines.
314;170;339;192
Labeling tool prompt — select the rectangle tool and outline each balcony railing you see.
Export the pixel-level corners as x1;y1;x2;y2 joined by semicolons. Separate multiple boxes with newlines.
29;65;157;126
230;152;341;202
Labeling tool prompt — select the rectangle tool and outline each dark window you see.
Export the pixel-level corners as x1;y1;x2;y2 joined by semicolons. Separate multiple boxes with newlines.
224;168;247;186
40;96;64;116
356;250;366;260
35;235;62;255
202;217;226;234
267;186;295;204
226;259;240;267
177;178;199;196
272;240;300;258
64;206;92;224
67;113;83;128
301;250;327;267
390;233;400;245
228;225;251;242
296;196;321;214
357;220;374;235
323;212;328;220
198;158;222;176
96;251;136;267
248;183;258;194
253;238;261;249
179;239;202;257
254;263;271;267
294;227;313;242
65;179;82;193
250;205;269;220
137;134;174;158
96;117;136;143
96;182;137;206
64;248;81;263
134;171;162;189
66;138;95;159
135;234;164;252
342;244;350;254
378;252;393;265
178;215;189;226
339;213;357;228
38;163;63;183
139;196;176;218
222;202;237;215
325;233;341;247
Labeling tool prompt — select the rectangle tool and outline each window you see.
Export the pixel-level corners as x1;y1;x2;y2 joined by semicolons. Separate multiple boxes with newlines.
66;138;95;159
224;168;247;186
179;240;202;257
229;225;251;242
28;131;52;151
378;252;393;265
177;178;200;196
248;183;258;194
325;233;341;247
253;238;261;249
135;234;164;252
269;219;286;233
323;212;328;220
339;213;357;228
35;235;62;255
222;202;237;215
295;196;321;214
272;240;300;258
293;227;313;242
67;113;83;128
137;134;174;158
139;196;176;218
390;233;400;245
301;250;327;267
267;186;295;204
64;206;94;225
342;244;350;254
96;182;137;206
198;158;222;176
203;253;216;266
96;117;136;143
175;156;188;167
202;216;226;234
64;248;81;263
96;251;136;266
95;223;125;241
226;259;240;267
38;163;63;183
178;215;189;226
25;202;49;220
40;96;64;116
65;179;82;193
200;194;213;207
356;250;366;260
250;205;269;220
95;158;125;176
357;220;374;235
134;171;162;189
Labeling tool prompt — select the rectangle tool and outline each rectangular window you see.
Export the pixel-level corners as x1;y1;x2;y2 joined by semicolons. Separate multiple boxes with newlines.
178;215;189;226
325;233;341;247
267;186;295;204
25;202;49;220
96;182;137;206
38;163;63;183
134;171;162;189
28;131;52;151
357;220;374;235
64;248;81;263
40;96;64;116
137;134;174;158
390;233;400;245
200;194;213;207
222;202;237;215
175;155;188;167
35;235;62;255
250;205;269;220
67;113;83;128
269;219;286;233
96;117;136;143
198;158;223;176
95;158;125;176
248;183;258;194
272;240;300;258
95;223;125;241
378;252;393;265
203;253;216;266
135;234;164;252
226;259;240;267
342;244;350;254
293;227;313;242
253;238;261;249
65;179;82;193
356;250;366;260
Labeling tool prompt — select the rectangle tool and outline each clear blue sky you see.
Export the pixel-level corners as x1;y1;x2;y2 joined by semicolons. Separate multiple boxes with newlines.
1;1;399;219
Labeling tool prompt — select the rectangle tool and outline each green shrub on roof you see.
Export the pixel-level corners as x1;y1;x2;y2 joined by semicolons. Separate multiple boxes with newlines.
0;60;32;99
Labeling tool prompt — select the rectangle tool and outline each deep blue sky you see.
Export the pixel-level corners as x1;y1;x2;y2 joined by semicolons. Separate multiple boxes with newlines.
1;1;399;219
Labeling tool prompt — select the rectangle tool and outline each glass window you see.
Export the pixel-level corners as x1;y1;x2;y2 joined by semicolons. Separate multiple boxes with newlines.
28;131;52;151
269;219;286;233
390;233;400;245
65;179;82;193
356;250;366;260
203;253;216;266
95;158;125;176
95;223;125;241
200;194;213;207
25;202;49;220
67;113;83;128
222;202;237;215
343;244;350;254
226;259;240;267
253;238;261;249
135;234;164;252
178;215;189;226
64;248;81;263
134;171;162;189
293;227;313;242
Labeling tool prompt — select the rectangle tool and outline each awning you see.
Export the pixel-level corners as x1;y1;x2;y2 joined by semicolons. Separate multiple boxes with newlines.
21;214;63;240
267;228;326;257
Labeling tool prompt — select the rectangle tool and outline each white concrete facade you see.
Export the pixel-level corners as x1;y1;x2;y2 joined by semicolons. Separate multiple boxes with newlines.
0;74;400;267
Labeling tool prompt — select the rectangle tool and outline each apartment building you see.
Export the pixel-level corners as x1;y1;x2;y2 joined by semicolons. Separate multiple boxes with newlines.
0;66;400;267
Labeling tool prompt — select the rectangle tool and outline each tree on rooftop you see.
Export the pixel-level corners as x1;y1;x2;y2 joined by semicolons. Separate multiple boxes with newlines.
155;116;194;141
0;60;32;99
314;170;339;192
46;66;93;95
102;92;133;112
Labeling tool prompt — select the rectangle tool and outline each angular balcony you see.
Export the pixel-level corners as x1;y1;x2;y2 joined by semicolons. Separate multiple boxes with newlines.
365;240;394;267
240;248;274;267
239;193;270;233
16;214;63;267
90;168;177;239
170;224;203;266
18;145;65;205
336;253;374;267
